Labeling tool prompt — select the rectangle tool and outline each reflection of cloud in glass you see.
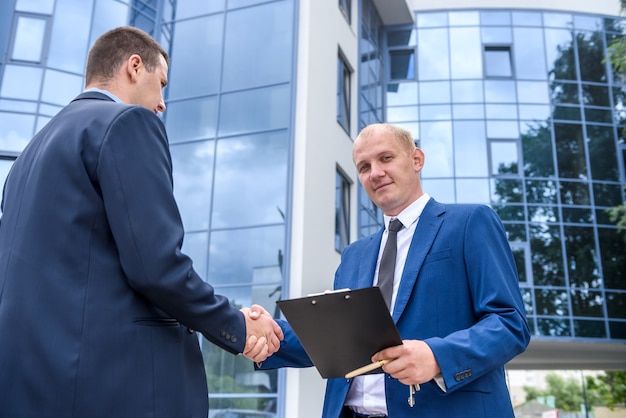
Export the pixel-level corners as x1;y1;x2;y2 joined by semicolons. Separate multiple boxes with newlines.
0;113;35;153
417;28;449;80
47;0;93;74
12;17;46;62
449;27;482;79
212;131;288;229
420;121;453;177
16;0;54;13
1;65;43;100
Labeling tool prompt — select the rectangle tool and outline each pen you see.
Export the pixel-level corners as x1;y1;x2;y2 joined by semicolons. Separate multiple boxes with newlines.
345;359;391;378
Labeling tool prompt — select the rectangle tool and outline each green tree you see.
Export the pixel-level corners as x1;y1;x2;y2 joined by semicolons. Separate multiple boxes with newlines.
523;372;603;412
586;371;626;409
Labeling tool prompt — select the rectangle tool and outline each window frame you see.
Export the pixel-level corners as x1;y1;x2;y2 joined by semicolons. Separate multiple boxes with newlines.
337;49;353;134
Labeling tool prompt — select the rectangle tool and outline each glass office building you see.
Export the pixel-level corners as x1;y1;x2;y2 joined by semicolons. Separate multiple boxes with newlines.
0;0;624;416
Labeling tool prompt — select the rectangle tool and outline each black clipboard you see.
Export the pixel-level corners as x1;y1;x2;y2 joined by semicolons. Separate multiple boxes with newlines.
276;287;402;379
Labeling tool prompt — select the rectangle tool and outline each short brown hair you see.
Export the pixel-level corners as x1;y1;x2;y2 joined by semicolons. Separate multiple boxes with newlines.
85;26;169;86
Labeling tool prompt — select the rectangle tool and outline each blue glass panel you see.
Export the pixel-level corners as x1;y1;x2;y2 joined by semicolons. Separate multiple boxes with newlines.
222;1;293;91
41;69;82;106
454;121;487;177
16;0;55;13
47;0;93;73
453;104;484;119
386;81;417;106
175;0;224;19
490;140;519;176
587;125;619;181
419;81;450;104
416;12;447;28
543;12;573;28
574;15;602;31
487;121;519;139
598;228;626;290
456;178;490;204
448;11;479;26
387;105;418;122
517;81;549;104
417;28;449;80
171;140;215;231
565;226;601;288
0;65;42;100
537;317;571;337
387;29;415;46
12;16;46;62
0;99;37;112
227;0;270;8
218;84;290;136
212;131;288;229
480;11;510;26
481;27;512;44
167;14;224;100
0;112;35;152
521;122;556;177
545;29;576;81
207;225;284;286
451;80;483;103
165;96;218;142
484;49;512;78
419;121;452;177
419;104;450;121
513;28;547;80
512;11;542;27
554;123;588;179
421;179;454;203
484;80;516;103
449;27;482;79
89;1;130;50
0;159;14;203
518;104;550;121
486;104;517;119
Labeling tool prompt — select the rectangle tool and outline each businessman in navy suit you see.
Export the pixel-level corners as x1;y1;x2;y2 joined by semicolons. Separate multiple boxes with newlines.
0;26;282;418
259;123;530;417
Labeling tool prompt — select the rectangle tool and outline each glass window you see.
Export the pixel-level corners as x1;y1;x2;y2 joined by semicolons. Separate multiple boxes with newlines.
456;178;490;204
484;46;512;78
484;80;516;103
211;132;288;229
221;1;293;91
574;319;606;338
11;15;47;63
387;105;417;122
598;228;626;290
386;82;417;106
339;0;351;24
40;69;83;106
481;11;511;26
89;0;128;48
207;225;284;286
544;29;576;81
513;28;547;80
0;158;15;203
165;96;218;143
422;179;455;203
0;112;35;153
181;231;209;278
167;15;224;100
454;121;487;177
481;27;512;44
487;121;519;139
419;121;453;177
450;27;482;79
517;81;549;104
490;140;520;176
530;224;565;286
416;12;447;28
47;0;93;73
521;122;555;177
554;123;588;180
218;84;290;137
451;80;483;103
512;11;542;27
448;11;479;26
0;65;43;100
453;104;484;119
175;0;224;19
559;181;591;205
419;104;450;121
486;104;517;119
419;81;450;104
389;50;415;80
543;12;573;28
518;104;550;121
577;30;607;83
337;53;352;133
387;29;415;47
606;292;626;318
565;226;601;288
537;317;571;337
171;140;215;232
417;28;449;80
335;170;351;252
16;0;55;14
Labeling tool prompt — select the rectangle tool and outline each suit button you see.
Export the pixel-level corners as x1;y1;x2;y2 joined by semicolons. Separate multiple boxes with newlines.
187;328;195;334
231;336;238;343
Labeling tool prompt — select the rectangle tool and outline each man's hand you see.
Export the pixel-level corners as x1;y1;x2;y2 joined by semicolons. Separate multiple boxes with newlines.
372;340;441;386
240;304;284;362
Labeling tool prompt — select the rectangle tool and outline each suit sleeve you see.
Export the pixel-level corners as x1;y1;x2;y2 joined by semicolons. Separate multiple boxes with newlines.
96;106;246;354
424;205;530;392
255;319;314;370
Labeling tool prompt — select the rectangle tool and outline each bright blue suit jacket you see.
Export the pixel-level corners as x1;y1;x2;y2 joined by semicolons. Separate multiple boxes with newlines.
261;199;530;417
0;92;246;417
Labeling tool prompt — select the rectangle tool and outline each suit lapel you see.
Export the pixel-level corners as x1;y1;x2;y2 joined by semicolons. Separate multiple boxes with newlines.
392;199;445;322
356;229;384;290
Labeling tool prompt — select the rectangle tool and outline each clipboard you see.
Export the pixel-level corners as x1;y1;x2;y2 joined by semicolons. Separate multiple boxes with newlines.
276;287;402;379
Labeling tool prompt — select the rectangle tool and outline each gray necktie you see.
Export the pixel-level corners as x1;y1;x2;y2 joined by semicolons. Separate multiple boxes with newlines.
378;218;403;309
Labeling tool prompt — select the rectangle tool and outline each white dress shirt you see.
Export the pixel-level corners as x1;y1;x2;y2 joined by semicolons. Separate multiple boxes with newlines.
344;193;430;416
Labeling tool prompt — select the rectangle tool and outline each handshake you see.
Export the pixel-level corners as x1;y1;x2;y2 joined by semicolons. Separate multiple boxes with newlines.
239;305;284;362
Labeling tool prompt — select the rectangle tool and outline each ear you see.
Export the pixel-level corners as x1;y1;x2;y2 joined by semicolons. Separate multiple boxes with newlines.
413;147;425;172
126;54;143;82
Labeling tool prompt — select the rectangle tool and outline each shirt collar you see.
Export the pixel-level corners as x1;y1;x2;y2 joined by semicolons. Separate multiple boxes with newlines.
384;193;430;230
84;87;123;104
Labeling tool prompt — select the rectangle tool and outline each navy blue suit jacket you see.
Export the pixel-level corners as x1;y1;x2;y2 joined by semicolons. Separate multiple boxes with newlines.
261;199;530;417
0;92;246;417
